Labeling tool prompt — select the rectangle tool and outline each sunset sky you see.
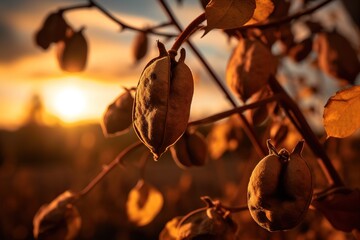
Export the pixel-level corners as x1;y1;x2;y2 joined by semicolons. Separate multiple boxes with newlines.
0;0;358;130
0;0;236;130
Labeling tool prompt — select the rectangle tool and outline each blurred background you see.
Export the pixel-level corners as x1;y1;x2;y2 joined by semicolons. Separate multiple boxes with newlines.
0;0;359;239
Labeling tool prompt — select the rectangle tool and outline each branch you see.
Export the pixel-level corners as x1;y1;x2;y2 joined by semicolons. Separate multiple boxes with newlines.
78;141;143;197
188;94;280;127
158;0;267;156
238;0;335;31
59;0;177;38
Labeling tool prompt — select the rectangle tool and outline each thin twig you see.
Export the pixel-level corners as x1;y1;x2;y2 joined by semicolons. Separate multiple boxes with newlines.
222;205;248;213
59;0;177;38
158;0;267;156
78;141;143;197
188;94;281;127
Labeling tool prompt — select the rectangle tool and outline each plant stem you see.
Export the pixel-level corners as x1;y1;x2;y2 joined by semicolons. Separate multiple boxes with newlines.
158;0;267;156
188;94;280;127
78;141;143;197
170;13;206;53
59;0;177;38
238;0;335;31
268;76;344;187
222;205;248;213
58;2;93;12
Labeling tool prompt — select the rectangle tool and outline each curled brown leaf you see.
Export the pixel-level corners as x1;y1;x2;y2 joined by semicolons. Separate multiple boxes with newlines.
312;187;360;232
35;11;71;50
226;38;277;102
33;191;81;240
170;130;208;168
313;31;360;84
126;179;164;226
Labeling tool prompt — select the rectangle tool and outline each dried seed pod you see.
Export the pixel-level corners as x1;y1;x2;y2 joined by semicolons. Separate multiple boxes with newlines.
313;31;360;84
170;130;208;168
133;41;194;160
57;29;88;72
247;140;313;231
177;197;237;240
35;11;70;50
132;31;148;62
226;38;277;102
102;88;134;137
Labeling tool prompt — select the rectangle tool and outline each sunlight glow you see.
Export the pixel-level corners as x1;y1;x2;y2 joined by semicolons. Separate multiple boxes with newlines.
52;87;86;122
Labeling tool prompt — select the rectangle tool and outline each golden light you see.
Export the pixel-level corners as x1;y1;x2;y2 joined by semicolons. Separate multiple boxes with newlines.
52;86;86;123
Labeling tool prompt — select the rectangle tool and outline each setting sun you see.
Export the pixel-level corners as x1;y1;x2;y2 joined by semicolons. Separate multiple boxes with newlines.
52;86;86;123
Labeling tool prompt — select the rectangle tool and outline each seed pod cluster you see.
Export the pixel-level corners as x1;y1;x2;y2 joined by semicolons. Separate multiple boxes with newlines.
170;130;207;168
57;29;88;72
133;41;194;160
247;140;313;231
102;88;134;137
35;11;70;50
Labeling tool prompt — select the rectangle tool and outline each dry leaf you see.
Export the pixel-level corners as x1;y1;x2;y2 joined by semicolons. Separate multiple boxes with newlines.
170;130;208;168
159;216;182;240
313;31;360;84
33;191;81;240
312;188;360;232
323;86;360;138
207;116;242;159
126;179;164;226
34;12;70;50
102;88;134;137
133;42;194;160
132;31;148;62
245;0;275;25
226;38;277;102
57;29;88;72
204;0;256;34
